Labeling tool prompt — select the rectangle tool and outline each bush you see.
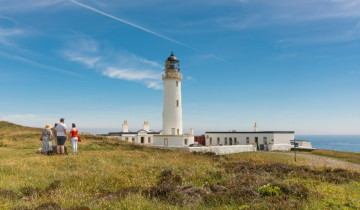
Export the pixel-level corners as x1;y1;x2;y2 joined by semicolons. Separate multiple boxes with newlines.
257;184;280;197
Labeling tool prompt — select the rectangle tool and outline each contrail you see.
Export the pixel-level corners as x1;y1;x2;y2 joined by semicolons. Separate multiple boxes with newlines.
0;50;85;77
69;0;192;48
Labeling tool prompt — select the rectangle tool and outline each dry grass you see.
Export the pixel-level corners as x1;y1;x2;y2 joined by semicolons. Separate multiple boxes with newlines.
1;121;360;209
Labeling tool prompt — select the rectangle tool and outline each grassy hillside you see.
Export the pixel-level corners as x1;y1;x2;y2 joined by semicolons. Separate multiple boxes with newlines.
0;122;360;209
0;121;41;148
0;121;40;135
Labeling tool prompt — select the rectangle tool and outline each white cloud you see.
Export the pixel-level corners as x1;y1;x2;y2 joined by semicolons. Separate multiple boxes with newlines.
0;50;84;77
216;0;360;30
103;67;159;81
275;22;360;46
63;38;101;68
145;81;162;90
0;16;37;48
65;55;101;68
32;0;64;7
62;37;163;89
209;0;360;46
0;27;23;46
186;76;195;81
0;0;65;13
236;0;248;3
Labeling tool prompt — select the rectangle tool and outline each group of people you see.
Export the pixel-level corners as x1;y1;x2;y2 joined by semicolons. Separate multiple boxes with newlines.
41;118;80;155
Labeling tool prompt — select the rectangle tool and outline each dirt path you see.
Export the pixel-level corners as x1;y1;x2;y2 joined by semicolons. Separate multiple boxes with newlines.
278;152;360;171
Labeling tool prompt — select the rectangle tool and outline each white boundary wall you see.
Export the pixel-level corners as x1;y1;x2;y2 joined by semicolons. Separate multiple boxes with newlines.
188;145;257;155
291;140;313;149
149;145;257;155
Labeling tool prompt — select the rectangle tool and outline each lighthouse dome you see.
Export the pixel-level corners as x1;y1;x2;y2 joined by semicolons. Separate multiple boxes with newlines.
167;52;179;62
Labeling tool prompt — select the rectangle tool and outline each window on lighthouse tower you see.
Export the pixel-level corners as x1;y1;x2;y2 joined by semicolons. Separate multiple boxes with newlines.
176;81;178;87
176;100;179;107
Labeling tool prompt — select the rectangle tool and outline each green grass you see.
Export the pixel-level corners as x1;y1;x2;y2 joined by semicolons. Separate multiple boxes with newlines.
0;121;360;209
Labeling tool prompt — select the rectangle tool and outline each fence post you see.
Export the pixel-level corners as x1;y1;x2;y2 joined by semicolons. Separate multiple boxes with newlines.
294;139;296;162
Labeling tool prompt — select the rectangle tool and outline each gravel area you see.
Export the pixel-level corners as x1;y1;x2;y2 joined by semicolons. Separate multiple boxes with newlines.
278;152;360;171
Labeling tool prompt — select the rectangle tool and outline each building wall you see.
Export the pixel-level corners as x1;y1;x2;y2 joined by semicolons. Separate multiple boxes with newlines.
268;144;292;151
274;133;295;144
119;133;155;145
205;132;294;151
120;134;137;143
163;78;183;135
137;132;154;145
153;135;194;147
205;133;275;147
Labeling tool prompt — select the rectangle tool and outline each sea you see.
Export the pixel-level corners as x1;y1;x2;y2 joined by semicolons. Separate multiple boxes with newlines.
296;135;360;153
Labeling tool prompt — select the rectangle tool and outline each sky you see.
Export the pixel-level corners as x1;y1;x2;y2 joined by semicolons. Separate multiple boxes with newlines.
0;0;359;135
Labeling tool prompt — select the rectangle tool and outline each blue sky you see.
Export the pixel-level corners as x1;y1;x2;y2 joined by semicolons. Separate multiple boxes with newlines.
0;0;359;135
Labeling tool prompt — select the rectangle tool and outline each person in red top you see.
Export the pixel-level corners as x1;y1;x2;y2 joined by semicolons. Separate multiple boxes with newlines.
69;123;79;155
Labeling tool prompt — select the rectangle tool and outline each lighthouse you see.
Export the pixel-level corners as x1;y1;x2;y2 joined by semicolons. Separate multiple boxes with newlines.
153;52;194;147
162;52;183;135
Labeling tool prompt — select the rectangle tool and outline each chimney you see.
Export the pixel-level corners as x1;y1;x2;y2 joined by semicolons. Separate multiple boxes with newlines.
122;120;128;132
171;128;176;135
190;128;194;135
143;121;149;132
254;122;258;132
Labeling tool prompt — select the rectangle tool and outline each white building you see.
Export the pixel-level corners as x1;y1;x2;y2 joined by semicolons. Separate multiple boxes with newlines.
153;52;194;147
203;123;296;151
205;131;295;151
107;121;159;145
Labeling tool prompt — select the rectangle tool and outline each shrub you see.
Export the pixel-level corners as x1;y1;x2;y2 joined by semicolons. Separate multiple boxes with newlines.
257;184;280;197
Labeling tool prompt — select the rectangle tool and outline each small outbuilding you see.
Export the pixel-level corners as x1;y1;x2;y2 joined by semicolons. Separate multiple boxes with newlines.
107;121;159;145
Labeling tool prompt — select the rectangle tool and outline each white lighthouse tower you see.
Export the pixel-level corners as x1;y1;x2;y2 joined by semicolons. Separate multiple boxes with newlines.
153;52;194;147
162;52;183;135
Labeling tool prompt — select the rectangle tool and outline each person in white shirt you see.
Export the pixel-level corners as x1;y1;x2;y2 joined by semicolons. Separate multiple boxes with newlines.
55;118;67;154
